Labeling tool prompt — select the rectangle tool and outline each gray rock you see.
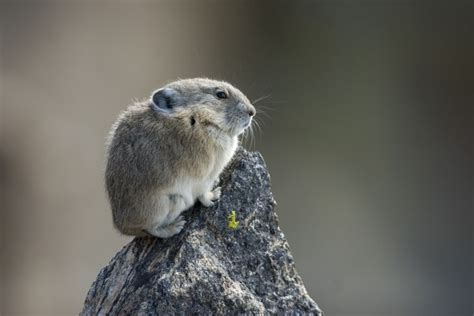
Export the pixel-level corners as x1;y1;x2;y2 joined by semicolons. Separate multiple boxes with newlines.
81;149;323;315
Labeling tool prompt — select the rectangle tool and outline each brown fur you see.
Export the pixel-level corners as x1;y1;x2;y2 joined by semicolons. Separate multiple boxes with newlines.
105;78;255;238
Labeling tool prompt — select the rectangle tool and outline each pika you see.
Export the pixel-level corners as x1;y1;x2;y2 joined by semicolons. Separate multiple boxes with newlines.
105;78;256;238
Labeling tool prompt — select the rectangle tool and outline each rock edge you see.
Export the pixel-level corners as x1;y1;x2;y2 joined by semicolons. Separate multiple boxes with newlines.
81;149;322;315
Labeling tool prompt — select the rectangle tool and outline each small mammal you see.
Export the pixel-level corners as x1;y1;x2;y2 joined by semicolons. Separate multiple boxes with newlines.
105;78;256;238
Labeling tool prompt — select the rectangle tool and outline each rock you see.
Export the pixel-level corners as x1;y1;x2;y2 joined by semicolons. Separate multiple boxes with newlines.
81;148;323;315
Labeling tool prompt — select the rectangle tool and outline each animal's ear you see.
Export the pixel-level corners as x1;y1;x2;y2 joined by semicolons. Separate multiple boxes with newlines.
150;87;177;112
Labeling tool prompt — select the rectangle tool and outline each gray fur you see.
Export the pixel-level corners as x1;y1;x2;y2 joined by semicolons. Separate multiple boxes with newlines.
105;78;256;238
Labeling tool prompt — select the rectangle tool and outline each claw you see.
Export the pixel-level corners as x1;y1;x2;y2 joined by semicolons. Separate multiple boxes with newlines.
211;187;221;201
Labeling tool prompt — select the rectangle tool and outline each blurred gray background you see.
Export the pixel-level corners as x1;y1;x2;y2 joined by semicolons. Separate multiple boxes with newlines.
1;1;473;315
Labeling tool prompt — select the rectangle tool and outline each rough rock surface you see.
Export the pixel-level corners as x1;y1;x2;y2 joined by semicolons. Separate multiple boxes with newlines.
81;149;322;315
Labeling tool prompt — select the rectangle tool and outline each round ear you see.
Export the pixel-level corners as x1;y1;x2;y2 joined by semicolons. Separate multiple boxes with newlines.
150;87;176;112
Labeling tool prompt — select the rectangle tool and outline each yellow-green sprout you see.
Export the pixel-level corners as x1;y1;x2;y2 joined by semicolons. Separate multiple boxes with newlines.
227;210;239;229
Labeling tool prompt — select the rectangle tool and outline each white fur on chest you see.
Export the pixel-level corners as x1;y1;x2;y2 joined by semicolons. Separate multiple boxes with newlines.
169;136;238;208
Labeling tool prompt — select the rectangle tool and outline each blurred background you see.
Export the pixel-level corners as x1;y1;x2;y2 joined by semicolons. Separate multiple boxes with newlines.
1;1;473;315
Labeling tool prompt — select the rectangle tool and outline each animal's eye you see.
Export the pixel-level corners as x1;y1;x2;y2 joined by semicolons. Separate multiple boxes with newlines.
216;91;227;99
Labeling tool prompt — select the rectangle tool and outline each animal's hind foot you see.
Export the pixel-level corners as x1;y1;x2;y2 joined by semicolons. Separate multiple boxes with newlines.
146;216;186;238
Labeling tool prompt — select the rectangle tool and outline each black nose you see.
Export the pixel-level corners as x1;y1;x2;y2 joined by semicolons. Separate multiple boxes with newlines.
248;108;256;117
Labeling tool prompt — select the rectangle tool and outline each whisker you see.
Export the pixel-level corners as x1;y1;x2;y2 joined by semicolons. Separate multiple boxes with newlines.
255;109;272;120
242;130;248;147
258;101;287;104
243;120;253;150
255;104;277;111
253;118;263;134
250;122;256;149
253;114;265;129
241;122;253;150
252;94;272;105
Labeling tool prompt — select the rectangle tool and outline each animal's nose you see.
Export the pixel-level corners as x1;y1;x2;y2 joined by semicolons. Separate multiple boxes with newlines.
247;108;256;117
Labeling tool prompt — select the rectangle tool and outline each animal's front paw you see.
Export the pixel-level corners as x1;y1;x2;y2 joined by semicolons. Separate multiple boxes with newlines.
199;188;221;207
211;186;221;200
198;194;214;207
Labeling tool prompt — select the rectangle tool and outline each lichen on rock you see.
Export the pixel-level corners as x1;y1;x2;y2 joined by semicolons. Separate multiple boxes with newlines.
81;148;322;315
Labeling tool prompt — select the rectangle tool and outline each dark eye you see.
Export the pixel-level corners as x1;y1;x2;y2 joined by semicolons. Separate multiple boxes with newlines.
216;91;227;99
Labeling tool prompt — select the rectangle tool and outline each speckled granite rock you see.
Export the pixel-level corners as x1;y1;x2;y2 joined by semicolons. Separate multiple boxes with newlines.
81;149;322;315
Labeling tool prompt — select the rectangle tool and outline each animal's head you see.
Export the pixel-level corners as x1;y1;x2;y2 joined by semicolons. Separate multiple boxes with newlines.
150;78;255;136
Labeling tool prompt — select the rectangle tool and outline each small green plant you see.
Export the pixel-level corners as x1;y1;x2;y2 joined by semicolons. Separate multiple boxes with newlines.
227;210;239;229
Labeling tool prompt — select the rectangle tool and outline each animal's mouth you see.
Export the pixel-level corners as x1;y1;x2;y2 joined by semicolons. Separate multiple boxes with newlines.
245;115;254;127
235;118;252;135
223;114;252;136
243;119;252;129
